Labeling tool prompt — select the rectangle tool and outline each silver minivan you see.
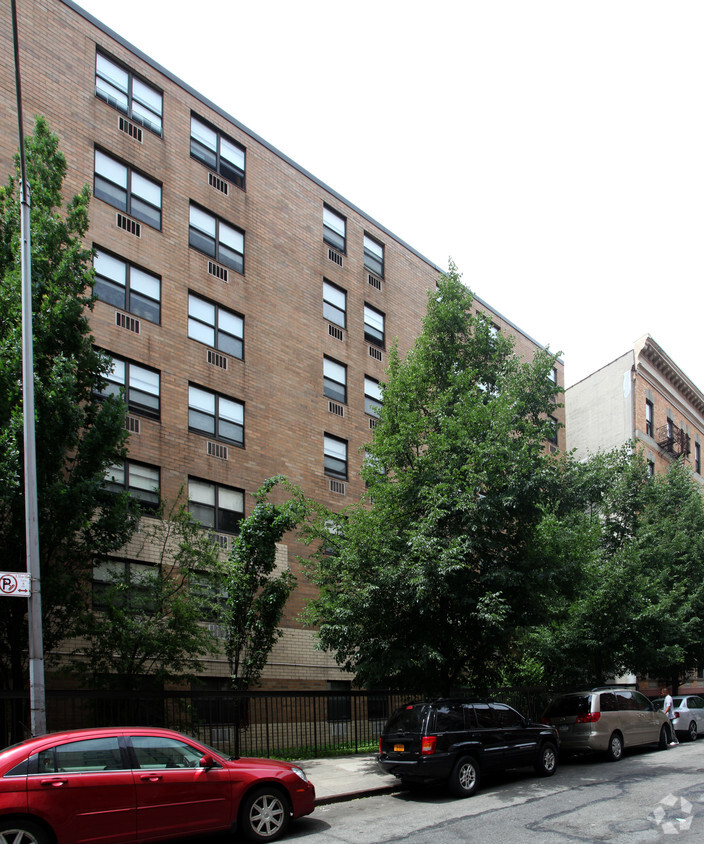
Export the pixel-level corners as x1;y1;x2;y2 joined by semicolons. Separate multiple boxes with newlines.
541;688;668;760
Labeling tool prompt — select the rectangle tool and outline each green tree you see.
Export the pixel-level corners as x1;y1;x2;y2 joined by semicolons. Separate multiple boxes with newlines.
303;265;562;695
74;497;222;691
221;477;309;689
0;117;137;690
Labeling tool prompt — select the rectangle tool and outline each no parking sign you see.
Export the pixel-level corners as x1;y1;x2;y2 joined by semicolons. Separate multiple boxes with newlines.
0;572;31;597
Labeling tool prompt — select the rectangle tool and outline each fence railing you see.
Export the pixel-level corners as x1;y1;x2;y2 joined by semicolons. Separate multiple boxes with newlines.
0;685;552;757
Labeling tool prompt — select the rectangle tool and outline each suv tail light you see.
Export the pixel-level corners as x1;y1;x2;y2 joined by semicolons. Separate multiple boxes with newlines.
379;737;382;753
575;712;601;723
421;736;437;755
540;717;551;725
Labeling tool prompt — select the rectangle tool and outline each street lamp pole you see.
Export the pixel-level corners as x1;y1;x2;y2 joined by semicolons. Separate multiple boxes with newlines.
11;0;46;737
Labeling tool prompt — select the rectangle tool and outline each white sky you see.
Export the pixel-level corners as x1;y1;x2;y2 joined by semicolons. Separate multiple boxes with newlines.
73;0;704;389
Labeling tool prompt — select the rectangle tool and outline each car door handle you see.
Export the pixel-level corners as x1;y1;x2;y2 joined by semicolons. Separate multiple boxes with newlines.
140;774;163;782
41;778;68;787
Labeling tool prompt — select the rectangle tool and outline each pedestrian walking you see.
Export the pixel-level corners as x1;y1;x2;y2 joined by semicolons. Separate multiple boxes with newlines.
661;687;679;745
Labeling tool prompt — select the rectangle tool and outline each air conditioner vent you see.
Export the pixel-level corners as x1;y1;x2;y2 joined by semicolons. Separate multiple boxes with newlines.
208;261;229;282
328;324;344;341
328;401;344;417
328;248;343;267
369;418;378;429
368;273;382;291
207;349;228;370
330;479;346;495
116;213;141;237
369;346;383;361
208;171;229;195
115;311;140;334
207;441;229;460
124;415;141;434
118;116;143;143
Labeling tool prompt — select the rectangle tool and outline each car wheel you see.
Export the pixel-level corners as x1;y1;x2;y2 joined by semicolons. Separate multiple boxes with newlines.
448;755;480;798
0;821;50;844
658;725;669;749
605;732;623;761
239;786;291;842
688;721;698;742
535;742;558;777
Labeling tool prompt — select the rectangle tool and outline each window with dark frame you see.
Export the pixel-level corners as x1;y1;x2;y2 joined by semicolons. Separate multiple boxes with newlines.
323;279;346;328
188;293;244;359
94;248;161;323
645;399;654;437
94;149;162;229
323;357;347;404
324;434;348;481
647;459;655;477
696;442;701;474
104;460;160;511
363;234;384;277
547;416;559;446
189;203;244;274
364;376;382;417
92;559;156;611
99;353;160;419
188;384;244;446
364;304;385;348
95;52;163;136
188;478;244;534
323;206;346;253
190;114;245;189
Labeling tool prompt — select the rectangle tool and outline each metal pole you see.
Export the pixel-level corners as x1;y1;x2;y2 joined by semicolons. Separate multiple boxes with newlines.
11;0;46;736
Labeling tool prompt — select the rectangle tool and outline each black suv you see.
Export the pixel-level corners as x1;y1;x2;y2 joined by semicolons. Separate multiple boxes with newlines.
378;698;559;797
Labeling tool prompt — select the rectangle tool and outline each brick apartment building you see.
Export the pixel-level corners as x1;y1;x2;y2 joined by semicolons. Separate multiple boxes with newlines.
566;334;704;482
0;0;565;691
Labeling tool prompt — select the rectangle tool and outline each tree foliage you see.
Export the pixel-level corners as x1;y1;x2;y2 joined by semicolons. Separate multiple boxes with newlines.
221;477;310;690
74;497;222;691
0;117;137;690
304;265;562;695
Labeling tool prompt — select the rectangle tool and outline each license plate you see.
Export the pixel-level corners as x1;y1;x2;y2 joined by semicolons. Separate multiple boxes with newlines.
394;743;404;752
559;725;570;732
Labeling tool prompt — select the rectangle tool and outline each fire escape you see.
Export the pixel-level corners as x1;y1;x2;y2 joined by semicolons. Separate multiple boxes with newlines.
656;421;691;459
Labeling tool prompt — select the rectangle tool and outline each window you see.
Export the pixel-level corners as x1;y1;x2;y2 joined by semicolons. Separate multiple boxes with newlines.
188;478;244;534
323;206;346;253
364;234;384;277
94;249;160;323
324;434;348;481
647;458;656;477
323;357;347;404
188;385;244;446
696;442;701;475
188;293;243;359
130;735;205;769
104;460;160;510
548;367;557;384
364;304;385;348
547;416;558;446
645;399;654;437
94;149;162;229
190;114;245;189
39;737;124;774
100;354;160;419
323;279;346;328
93;559;155;611
95;52;163;135
189;204;244;274
327;680;352;722
365;377;382;417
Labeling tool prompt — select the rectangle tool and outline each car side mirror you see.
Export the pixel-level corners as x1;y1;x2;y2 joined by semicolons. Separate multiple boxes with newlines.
199;754;214;768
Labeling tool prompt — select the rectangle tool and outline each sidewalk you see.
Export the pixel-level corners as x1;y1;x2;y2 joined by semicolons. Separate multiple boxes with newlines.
294;753;402;805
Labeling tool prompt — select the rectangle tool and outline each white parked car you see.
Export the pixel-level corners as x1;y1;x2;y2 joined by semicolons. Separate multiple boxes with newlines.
652;695;704;742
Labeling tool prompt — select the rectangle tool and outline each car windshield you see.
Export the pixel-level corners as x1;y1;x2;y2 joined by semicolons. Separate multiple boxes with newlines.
385;704;429;734
544;695;592;717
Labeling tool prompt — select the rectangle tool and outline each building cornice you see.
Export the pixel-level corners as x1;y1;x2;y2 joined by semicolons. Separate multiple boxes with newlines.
635;335;704;416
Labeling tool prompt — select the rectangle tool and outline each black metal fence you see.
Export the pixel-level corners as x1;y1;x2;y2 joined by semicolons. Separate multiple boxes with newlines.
0;686;552;757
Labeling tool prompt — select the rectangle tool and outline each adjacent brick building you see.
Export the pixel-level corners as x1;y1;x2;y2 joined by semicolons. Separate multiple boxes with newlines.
1;0;565;689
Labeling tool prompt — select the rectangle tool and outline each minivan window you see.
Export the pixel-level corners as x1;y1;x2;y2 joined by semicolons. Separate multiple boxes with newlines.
616;691;638;711
632;691;654;711
599;692;618;712
544;695;591;718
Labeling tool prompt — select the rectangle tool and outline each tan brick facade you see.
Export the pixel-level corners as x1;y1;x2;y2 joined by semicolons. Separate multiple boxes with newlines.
1;0;565;689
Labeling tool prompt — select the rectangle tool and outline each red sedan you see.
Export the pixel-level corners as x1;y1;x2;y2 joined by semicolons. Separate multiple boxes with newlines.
0;726;315;843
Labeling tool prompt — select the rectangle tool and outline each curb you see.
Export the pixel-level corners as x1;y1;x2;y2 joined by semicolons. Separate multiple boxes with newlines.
315;783;403;806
